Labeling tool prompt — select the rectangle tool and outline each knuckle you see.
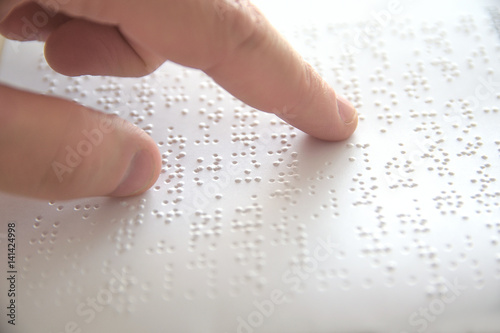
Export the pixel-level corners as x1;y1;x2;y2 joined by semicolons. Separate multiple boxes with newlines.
205;0;267;70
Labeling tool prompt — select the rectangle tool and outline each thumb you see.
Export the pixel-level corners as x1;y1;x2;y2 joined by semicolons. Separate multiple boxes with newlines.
0;84;161;200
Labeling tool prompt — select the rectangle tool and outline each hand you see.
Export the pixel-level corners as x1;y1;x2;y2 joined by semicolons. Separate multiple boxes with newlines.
0;0;358;200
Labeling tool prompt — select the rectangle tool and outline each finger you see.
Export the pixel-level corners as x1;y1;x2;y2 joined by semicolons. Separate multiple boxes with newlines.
30;0;358;141
202;2;359;141
0;2;162;77
0;84;161;200
44;18;163;77
0;2;70;41
2;0;357;140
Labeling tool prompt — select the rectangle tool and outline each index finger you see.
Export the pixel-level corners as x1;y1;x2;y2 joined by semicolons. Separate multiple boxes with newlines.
204;1;358;141
2;0;358;141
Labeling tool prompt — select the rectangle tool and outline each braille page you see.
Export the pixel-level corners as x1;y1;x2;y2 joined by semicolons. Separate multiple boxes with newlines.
1;0;499;332
0;37;5;58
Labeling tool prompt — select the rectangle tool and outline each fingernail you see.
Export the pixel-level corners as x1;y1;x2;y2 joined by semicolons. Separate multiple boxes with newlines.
336;95;357;124
110;150;156;197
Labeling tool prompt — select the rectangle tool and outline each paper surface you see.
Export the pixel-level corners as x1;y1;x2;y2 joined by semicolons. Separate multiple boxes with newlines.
0;37;4;54
1;1;499;332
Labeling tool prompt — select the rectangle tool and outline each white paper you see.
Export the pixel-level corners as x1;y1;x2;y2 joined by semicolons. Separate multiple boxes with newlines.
1;1;499;332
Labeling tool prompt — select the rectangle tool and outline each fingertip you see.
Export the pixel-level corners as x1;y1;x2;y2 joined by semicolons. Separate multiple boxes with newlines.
330;94;358;141
312;89;358;142
336;95;358;125
108;147;161;197
275;87;358;142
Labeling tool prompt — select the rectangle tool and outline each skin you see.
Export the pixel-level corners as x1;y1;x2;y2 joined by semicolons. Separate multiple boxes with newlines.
0;0;358;200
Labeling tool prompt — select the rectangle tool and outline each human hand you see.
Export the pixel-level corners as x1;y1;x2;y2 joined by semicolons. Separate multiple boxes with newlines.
0;0;358;200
